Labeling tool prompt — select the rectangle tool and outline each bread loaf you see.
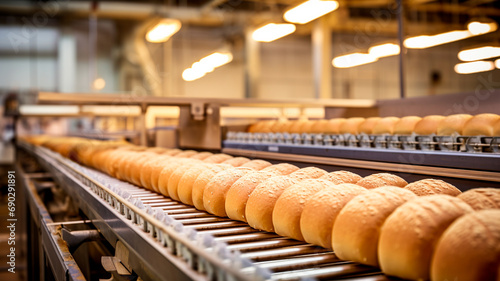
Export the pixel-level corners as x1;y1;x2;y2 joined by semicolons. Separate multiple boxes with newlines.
463;113;500;136
320;171;362;184
437;114;473;136
192;164;231;211
324;118;346;134
494;119;500;136
356;173;407;189
174;150;199;158
332;186;417;266
222;157;250;167
393;116;422;135
245;176;301;232
300;183;367;248
240;159;272;170
310;120;329;134
225;170;280;222
261;163;299;175
203;167;255;216
414;115;445;135
457;188;500;210
128;152;160;186
431;209;500;281
378;195;474;280
156;159;200;195
167;162;203;201
339;118;364;135
272;179;336;241
372;117;400;135
139;155;172;189
300;120;315;134
177;164;214;205
189;151;213;160
289;120;307;134
404;179;461;196
358;117;381;134
270;120;288;133
203;153;233;163
289;167;328;180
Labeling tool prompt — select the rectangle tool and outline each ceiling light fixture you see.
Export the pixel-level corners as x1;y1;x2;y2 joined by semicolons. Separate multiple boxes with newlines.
454;61;495;74
368;43;400;58
146;19;182;43
467;20;498;35
284;0;339;24
252;23;296;42
458;46;500;61
182;52;233;81
332;53;378;68
404;30;472;49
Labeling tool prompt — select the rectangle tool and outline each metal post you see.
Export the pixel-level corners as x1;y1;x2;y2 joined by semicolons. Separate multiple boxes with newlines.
244;28;260;98
312;16;332;99
397;0;406;99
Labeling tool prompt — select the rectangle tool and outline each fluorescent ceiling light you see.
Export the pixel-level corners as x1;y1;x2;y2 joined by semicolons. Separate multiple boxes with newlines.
332;53;378;68
20;105;80;115
183;52;233;81
458;46;500;61
284;0;339;24
368;43;400;58
468;21;498;35
252;23;296;42
404;30;472;49
495;59;500;69
454;61;495;74
146;19;181;43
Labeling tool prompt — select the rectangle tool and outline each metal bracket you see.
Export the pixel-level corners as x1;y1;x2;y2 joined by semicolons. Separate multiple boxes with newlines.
61;228;101;252
100;241;137;281
190;102;205;121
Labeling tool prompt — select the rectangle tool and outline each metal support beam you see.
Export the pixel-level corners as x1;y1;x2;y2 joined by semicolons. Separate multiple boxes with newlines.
397;0;406;99
244;28;260;98
57;29;76;93
312;17;332;99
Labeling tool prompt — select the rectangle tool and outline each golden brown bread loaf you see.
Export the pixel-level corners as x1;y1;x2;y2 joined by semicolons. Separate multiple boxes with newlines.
156;158;200;195
310;119;329;134
378;195;474;280
325;118;346;134
300;183;367;248
332;186;417;266
225;170;280;222
203;167;255;217
463;113;500;136
339;117;364;135
261;163;299;175
437;113;473;136
393;116;422;135
189;151;213;160
272;179;336;241
127;152;160;186
289;167;328;180
269;120;285;133
192;164;231;211
167;162;204;201
176;164;212;205
240;159;272;170
431;209;500;281
356;173;408;189
413;115;445;135
245;176;301;232
372;117;400;135
404;179;461;196
174;150;199;158
289;120;307;134
203;153;233;163
299;120;315;134
358;117;381;134
221;157;251;167
494;119;500;136
139;155;172;189
320;171;362;184
457;188;500;210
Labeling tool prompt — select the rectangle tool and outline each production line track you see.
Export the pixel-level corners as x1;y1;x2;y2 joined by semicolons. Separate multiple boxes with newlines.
19;142;391;281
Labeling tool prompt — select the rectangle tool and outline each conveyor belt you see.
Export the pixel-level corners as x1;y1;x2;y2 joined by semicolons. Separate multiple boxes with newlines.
20;142;388;281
